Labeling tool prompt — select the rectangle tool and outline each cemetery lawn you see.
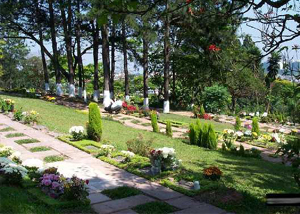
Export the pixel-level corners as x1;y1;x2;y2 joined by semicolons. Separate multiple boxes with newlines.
1;94;298;214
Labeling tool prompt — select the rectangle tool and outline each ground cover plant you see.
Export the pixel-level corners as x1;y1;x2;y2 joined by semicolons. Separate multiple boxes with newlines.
1;95;299;214
0;127;15;132
5;133;25;138
29;146;51;152
101;186;141;200
133;201;178;214
43;155;65;163
15;138;40;145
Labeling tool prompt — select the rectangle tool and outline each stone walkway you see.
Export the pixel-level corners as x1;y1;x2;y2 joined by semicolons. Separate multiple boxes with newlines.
0;114;228;214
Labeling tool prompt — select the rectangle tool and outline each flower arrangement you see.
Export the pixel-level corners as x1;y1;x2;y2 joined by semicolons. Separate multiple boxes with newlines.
149;147;181;173
1;99;15;112
45;96;56;102
203;166;223;181
0;157;28;185
39;168;89;201
69;126;85;141
98;145;115;157
121;150;135;157
23;110;39;124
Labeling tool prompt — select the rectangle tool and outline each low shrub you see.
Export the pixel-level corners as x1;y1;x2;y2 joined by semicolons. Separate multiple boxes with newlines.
203;166;223;181
69;126;84;141
126;134;152;157
166;121;173;137
150;111;159;133
189;121;217;149
87;103;102;142
13;108;24;121
252;117;260;136
23;111;39;124
234;116;241;131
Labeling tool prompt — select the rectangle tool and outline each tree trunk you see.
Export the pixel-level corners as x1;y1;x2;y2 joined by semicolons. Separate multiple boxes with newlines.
92;21;100;102
101;24;110;104
143;32;149;109
110;23;115;99
60;0;75;97
163;0;170;113
49;0;62;96
122;20;129;101
35;0;49;92
76;0;84;100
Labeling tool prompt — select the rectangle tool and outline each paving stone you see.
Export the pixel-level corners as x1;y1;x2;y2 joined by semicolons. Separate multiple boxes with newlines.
88;193;111;204
166;196;204;209
92;195;155;214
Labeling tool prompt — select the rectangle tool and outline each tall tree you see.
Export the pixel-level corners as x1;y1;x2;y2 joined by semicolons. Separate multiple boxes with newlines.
163;0;170;113
122;19;130;101
92;20;100;101
110;22;116;99
101;23;111;104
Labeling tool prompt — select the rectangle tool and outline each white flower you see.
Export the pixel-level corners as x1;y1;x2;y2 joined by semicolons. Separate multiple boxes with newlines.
279;128;285;133
22;159;44;169
244;130;252;136
249;113;255;117
121;151;135;157
101;145;115;149
69;126;84;134
256;112;260;117
22;112;27;116
234;131;244;137
262;112;268;117
224;129;235;134
9;151;21;159
157;147;176;158
271;133;281;143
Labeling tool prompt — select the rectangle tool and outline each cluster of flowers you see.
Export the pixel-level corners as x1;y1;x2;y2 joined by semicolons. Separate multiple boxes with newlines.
122;102;137;113
22;110;39;124
240;111;268;118
40;168;89;200
203;166;223;181
69;126;85;141
150;147;181;172
121;150;135;157
45;96;56;102
4;99;15;105
98;145;115;157
208;44;221;52
0;98;15;112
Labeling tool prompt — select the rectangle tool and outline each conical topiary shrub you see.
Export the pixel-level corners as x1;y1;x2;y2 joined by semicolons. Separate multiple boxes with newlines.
251;117;260;135
87;102;102;142
234;116;241;131
151;111;159;133
207;125;217;149
166;121;173;137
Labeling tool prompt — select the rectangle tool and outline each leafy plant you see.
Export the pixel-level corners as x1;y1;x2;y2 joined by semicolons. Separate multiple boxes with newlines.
234;116;241;131
13;108;24;121
166;121;172;137
251;117;260;136
126;134;152;157
101;186;141;200
87;103;102;142
203;166;223;181
150;111;159;133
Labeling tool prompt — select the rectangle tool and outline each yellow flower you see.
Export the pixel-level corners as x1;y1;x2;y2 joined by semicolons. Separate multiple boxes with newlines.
252;132;258;137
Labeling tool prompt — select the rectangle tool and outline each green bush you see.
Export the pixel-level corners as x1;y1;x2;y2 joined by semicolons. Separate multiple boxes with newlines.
150;111;159;133
201;85;231;113
200;104;205;117
126;134;152;157
207;125;217;149
234;116;241;131
239;144;245;156
189;121;217;150
251;117;260;135
87;103;102;142
166;121;173;137
189;123;197;145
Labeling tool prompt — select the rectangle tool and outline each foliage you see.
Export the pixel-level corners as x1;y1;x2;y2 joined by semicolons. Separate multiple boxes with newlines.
15;138;39;144
149;147;181;172
133;201;178;214
13;108;24;121
234;116;241;131
150;111;159;133
165;121;172;137
69;126;84;141
97;145;115;157
87;103;102;142
101;186;141;200
251;117;260;136
201;85;231;113
203;166;223;181
43;156;65;163
126;134;152;157
23;110;39;124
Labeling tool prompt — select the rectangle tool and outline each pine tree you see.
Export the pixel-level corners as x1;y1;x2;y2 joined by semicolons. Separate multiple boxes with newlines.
251;117;260;135
166;121;173;137
151;111;159;133
234;116;241;131
87;103;102;142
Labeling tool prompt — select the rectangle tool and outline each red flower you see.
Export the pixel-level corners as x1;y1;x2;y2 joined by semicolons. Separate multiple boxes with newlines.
86;180;89;185
122;102;128;108
203;113;212;120
187;7;193;15
208;44;221;52
186;0;193;3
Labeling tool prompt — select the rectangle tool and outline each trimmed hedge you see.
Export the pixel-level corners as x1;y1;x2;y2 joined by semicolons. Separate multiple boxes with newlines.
87;103;102;142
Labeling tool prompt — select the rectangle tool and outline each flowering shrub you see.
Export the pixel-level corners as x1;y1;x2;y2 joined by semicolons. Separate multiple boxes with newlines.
121;150;135;157
23;110;39;124
69;126;85;141
222;129;236;149
208;44;221;52
98;145;115;157
13;108;24;121
1;99;15;112
39;168;89;201
203;166;222;181
150;147;181;172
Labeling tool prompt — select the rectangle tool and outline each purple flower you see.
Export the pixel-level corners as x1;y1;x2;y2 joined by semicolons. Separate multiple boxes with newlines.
54;175;60;181
42;179;52;186
52;182;60;189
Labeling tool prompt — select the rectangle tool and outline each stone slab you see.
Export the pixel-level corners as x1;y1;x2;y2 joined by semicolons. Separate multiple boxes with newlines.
88;193;111;204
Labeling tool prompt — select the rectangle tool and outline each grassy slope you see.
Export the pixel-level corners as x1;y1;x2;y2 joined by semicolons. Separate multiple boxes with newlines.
1;95;298;213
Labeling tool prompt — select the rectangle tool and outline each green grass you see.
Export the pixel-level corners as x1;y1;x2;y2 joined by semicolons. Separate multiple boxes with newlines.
120;117;132;120
133;201;178;214
5;133;25;138
0;127;15;132
44;155;65;163
131;119;141;124
1;94;298;214
160;113;233;132
30;146;51;152
0;185;93;214
15;138;40;144
58;136;102;154
141;123;151;127
101;186;142;200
